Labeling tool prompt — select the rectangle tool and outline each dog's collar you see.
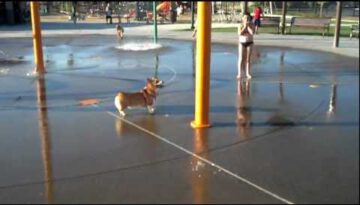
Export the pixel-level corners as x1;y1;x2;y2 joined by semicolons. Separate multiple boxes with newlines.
141;88;156;105
142;87;156;98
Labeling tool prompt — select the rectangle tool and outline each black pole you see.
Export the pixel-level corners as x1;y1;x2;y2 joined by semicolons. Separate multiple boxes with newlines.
281;1;287;34
72;1;77;24
244;1;248;14
136;1;140;21
154;55;159;78
191;1;195;29
333;1;342;48
213;1;217;14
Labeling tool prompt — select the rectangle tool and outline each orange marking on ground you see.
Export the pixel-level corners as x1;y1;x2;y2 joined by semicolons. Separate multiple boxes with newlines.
79;98;100;106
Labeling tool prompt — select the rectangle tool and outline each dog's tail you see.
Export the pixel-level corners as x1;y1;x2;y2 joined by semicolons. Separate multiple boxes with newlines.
114;95;121;111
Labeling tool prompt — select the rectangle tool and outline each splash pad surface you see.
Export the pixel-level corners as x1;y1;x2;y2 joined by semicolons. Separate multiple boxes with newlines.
0;35;358;204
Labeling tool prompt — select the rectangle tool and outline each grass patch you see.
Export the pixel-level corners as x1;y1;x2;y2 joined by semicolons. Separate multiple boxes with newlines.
212;27;238;33
176;28;195;32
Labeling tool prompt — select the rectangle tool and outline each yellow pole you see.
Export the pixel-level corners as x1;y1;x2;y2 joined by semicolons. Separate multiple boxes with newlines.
191;2;212;129
30;1;45;73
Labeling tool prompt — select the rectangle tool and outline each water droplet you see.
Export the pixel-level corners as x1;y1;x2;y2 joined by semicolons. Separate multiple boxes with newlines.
0;68;9;75
115;43;162;51
309;84;319;88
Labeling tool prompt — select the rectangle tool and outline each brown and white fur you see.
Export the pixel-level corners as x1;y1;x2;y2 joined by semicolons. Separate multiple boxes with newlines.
114;78;163;116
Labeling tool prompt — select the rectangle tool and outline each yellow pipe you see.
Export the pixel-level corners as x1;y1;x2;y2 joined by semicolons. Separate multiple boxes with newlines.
191;2;212;129
30;1;45;73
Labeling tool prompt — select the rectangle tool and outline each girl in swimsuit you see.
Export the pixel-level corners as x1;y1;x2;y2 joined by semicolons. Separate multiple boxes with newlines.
238;14;255;79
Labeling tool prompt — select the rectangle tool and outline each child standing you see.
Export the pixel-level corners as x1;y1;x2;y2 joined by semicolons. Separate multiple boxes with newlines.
237;14;255;79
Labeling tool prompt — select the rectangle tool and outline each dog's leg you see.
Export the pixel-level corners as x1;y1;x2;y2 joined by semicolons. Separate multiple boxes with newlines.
148;98;157;114
147;106;155;114
115;95;126;117
119;110;126;117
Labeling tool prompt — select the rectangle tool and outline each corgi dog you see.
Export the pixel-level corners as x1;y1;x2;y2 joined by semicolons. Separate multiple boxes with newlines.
114;78;163;116
116;24;124;39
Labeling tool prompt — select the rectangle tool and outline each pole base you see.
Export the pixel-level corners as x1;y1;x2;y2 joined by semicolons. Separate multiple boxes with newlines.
34;67;46;75
191;120;211;129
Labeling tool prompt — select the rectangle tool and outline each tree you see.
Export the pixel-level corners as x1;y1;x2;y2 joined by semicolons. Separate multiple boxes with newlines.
72;1;77;24
317;1;327;17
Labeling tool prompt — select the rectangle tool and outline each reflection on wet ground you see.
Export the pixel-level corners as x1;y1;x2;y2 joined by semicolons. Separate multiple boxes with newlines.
191;128;210;204
236;79;252;139
0;35;358;203
36;76;54;203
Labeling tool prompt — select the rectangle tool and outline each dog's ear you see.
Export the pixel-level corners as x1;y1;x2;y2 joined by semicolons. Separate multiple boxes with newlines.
147;78;155;87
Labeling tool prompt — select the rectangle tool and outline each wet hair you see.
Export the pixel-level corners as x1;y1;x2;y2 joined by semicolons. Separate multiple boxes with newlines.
243;12;253;22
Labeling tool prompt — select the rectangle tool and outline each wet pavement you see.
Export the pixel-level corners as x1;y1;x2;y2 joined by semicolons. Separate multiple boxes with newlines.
0;34;359;204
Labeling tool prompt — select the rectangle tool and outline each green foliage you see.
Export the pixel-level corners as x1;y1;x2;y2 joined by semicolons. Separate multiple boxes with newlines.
251;2;261;9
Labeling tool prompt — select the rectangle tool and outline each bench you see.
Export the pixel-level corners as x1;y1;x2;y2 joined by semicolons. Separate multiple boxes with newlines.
68;13;86;22
278;16;295;34
217;10;241;23
350;23;359;39
261;16;281;34
145;10;170;24
217;9;231;23
353;8;359;16
291;17;331;37
114;9;136;24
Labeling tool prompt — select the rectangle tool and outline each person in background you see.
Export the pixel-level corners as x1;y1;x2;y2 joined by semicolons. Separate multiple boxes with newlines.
156;1;171;20
192;19;197;39
252;5;263;34
177;4;184;16
71;1;77;24
116;23;124;40
105;3;113;24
